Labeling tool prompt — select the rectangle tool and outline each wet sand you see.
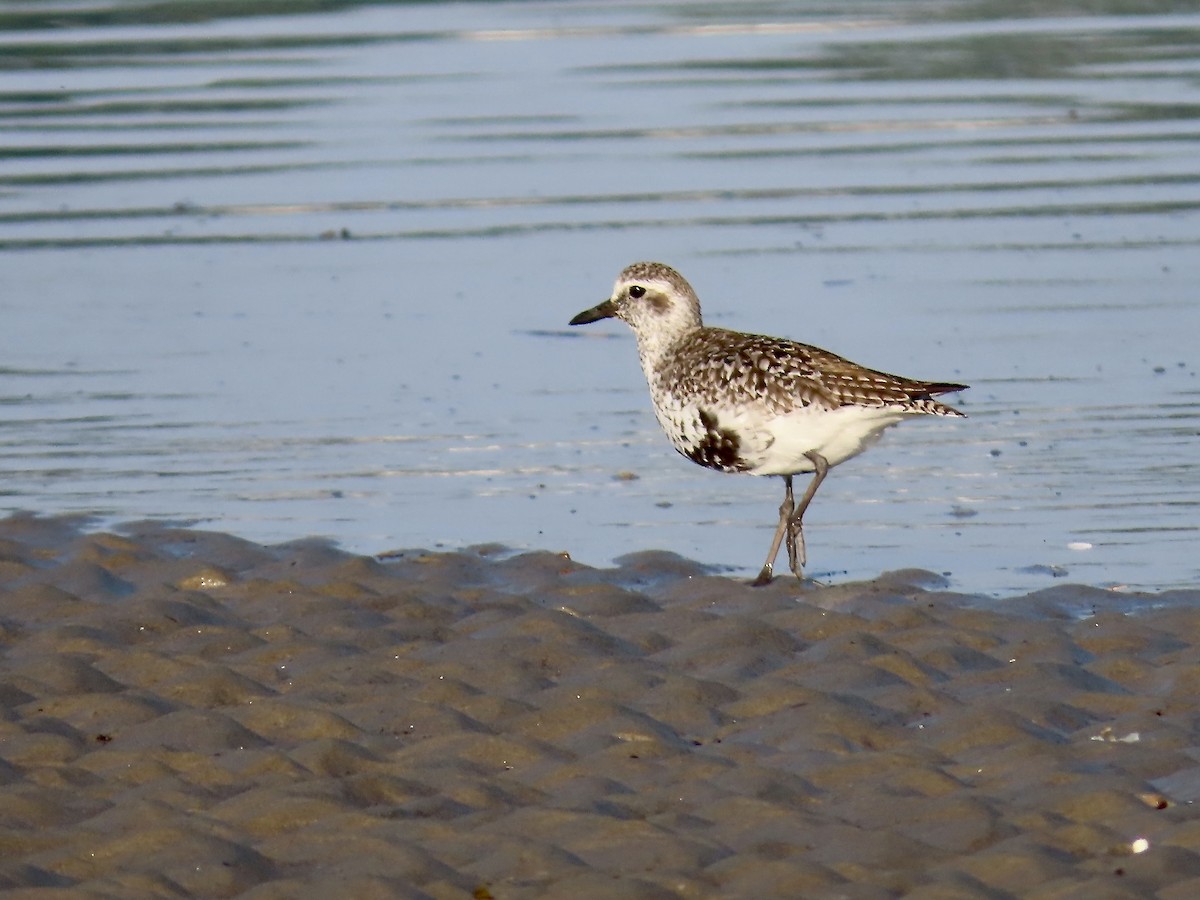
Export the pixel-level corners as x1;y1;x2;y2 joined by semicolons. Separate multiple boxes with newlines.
1;513;1199;899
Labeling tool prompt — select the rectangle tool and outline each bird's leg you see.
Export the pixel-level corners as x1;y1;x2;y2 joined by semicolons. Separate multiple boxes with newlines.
786;451;829;580
785;480;802;575
787;514;806;572
752;475;794;586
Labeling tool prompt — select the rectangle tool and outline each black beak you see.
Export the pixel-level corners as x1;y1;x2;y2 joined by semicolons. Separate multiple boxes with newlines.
569;298;618;326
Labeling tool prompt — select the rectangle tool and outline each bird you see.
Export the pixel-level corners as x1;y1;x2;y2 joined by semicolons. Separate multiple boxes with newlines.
569;261;967;586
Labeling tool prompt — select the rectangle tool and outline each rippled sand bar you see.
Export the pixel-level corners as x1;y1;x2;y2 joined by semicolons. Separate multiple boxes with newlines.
2;514;1199;898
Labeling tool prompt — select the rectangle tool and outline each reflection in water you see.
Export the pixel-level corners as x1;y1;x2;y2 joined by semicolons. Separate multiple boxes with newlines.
1;1;1198;594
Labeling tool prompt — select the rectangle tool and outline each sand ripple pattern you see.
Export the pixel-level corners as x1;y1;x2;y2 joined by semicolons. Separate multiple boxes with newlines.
2;514;1199;897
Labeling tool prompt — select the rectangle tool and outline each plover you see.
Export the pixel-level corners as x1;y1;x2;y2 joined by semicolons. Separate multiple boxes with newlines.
569;261;967;586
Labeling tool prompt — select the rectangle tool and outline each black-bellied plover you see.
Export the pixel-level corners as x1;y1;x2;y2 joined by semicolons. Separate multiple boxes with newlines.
569;261;967;586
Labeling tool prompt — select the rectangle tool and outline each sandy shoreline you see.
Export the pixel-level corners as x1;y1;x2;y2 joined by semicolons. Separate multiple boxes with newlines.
2;513;1199;898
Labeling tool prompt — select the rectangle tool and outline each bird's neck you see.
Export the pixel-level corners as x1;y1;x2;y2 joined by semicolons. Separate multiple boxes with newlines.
633;322;701;381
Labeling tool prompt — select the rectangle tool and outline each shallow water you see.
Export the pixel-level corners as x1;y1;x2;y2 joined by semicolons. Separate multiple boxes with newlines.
2;0;1199;597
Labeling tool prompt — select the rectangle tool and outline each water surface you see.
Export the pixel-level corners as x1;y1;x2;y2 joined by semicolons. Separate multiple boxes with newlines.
3;0;1199;596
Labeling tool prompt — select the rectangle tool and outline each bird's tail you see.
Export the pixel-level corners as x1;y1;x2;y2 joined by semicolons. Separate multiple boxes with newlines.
917;382;968;417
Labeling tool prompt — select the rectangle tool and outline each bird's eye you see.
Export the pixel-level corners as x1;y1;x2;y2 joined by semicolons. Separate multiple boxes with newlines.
628;285;646;299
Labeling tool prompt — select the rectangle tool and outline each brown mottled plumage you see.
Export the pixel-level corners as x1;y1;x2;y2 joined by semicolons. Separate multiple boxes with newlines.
570;261;967;585
660;328;964;420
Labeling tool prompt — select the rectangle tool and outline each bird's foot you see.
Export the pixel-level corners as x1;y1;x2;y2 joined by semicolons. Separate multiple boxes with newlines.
754;564;824;589
751;563;774;587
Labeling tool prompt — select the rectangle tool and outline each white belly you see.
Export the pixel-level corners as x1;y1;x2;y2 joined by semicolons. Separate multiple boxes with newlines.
710;403;910;476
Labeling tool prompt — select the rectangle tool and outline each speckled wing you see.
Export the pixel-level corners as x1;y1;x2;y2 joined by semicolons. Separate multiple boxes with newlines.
661;328;966;417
